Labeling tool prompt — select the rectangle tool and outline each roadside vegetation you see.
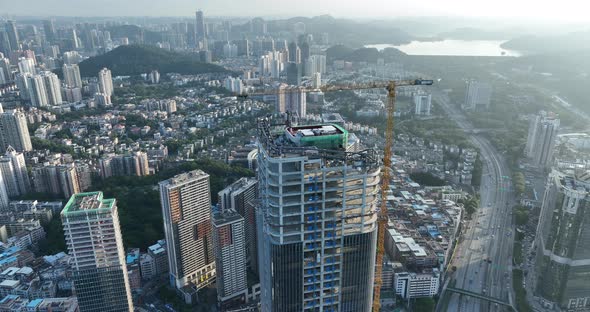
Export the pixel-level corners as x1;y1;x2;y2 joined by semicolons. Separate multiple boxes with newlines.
512;269;534;312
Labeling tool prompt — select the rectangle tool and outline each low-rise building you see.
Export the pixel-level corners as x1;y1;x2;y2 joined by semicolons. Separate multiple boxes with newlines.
394;269;440;299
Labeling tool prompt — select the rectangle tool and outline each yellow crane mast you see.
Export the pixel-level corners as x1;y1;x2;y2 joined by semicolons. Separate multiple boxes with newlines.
241;78;433;312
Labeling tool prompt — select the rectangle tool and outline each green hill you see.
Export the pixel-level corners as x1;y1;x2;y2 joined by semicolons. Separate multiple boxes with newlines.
78;45;227;77
501;31;590;54
326;44;406;63
267;15;413;47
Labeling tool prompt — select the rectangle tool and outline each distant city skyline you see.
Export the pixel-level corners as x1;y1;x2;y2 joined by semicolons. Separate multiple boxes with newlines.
1;0;589;22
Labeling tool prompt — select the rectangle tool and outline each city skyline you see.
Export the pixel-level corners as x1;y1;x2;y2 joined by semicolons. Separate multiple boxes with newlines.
0;0;589;22
0;2;587;311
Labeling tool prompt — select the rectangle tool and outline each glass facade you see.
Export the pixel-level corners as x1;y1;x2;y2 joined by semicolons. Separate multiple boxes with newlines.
73;266;132;312
341;231;377;312
271;243;303;312
535;172;590;310
256;122;380;312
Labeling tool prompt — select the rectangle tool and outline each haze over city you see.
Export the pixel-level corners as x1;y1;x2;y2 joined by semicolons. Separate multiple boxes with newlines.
0;1;589;312
1;0;589;22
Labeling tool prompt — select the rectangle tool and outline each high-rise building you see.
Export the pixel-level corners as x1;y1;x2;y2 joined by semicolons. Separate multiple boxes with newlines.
300;41;310;62
61;192;133;312
212;210;248;307
218;178;258;273
287;62;302;86
31;163;85;198
98;152;150;179
196;10;206;39
159;170;215;303
256;119;381;312
58;164;81;198
25;74;48;107
0;110;32;152
286;86;306;118
63;64;83;88
5;21;19;52
223;42;238;58
312;72;322;89
235;39;250;57
276;85;306;118
40;71;62;105
0;170;9;211
288;42;301;64
63;51;82;65
223;76;243;95
414;94;432;116
463;81;492;111
0;31;11;56
304;55;327;76
149;70;160;84
0;146;30;197
0;58;11;83
98;68;113;104
18;57;36;75
43;20;56;44
525;111;560;167
70;29;79;49
64;87;83;103
534;169;590;311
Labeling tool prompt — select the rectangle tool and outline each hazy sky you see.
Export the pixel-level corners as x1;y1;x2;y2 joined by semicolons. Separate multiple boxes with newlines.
2;0;590;22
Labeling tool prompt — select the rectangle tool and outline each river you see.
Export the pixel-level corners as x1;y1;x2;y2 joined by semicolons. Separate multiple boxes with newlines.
365;40;521;57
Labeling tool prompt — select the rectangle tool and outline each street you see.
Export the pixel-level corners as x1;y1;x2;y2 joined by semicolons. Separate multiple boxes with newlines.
434;91;516;312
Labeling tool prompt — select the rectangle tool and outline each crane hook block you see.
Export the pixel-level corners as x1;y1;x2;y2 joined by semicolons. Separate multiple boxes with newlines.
415;79;434;85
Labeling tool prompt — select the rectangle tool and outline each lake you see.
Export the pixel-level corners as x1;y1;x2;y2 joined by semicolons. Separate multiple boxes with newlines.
365;40;521;57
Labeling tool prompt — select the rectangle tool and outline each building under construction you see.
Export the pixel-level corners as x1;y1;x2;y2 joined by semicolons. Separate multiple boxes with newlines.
256;117;381;312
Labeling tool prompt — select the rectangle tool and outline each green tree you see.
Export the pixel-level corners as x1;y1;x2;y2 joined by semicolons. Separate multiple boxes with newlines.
513;172;526;195
514;205;530;226
37;218;67;255
89;159;254;249
412;297;436;312
410;172;446;186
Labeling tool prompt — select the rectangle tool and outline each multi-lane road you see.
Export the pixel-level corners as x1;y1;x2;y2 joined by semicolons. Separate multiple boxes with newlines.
434;91;516;312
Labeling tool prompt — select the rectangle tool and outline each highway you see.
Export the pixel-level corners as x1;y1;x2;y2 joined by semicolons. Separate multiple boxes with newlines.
434;91;516;312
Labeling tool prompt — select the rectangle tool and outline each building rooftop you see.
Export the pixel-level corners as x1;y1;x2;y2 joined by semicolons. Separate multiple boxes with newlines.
62;192;115;215
148;241;166;255
0;295;19;304
284;124;348;150
160;169;208;187
26;299;43;309
321;113;345;125
0;280;19;288
213;209;244;227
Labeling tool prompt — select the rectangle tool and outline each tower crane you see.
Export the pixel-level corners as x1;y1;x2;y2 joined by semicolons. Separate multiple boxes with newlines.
241;78;433;311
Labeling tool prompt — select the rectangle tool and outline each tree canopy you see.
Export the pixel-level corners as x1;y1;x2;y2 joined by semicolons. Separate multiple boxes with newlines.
78;45;228;77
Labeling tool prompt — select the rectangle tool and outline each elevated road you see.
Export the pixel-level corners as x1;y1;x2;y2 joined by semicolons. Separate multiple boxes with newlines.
446;287;513;309
435;91;516;312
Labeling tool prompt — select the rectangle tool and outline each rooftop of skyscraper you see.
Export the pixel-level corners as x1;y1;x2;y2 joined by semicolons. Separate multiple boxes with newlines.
160;169;208;186
213;209;243;226
62;191;114;215
257;117;379;169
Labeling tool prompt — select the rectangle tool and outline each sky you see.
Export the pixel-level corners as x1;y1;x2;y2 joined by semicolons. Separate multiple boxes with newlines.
2;0;590;22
